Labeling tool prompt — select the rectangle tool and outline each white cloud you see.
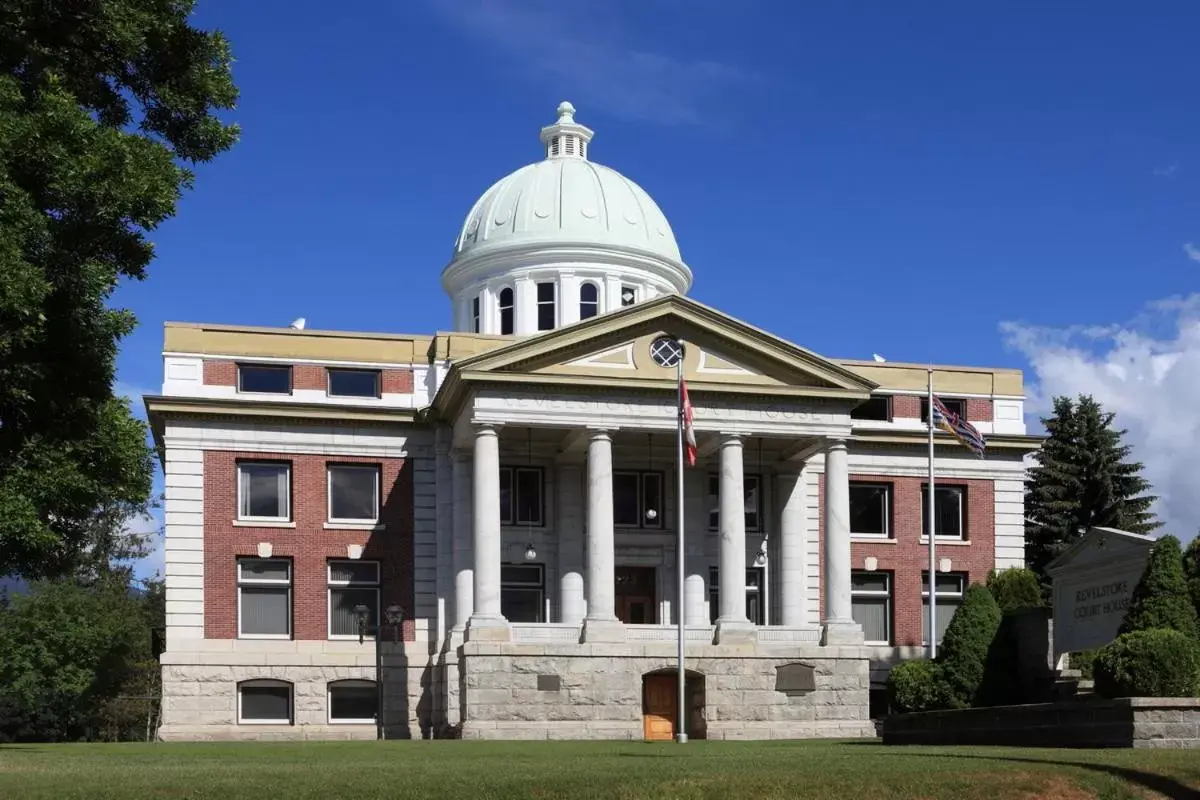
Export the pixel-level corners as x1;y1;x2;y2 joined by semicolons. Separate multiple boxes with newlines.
128;510;164;581
426;0;757;126
1001;295;1200;542
1154;162;1180;178
1184;243;1200;263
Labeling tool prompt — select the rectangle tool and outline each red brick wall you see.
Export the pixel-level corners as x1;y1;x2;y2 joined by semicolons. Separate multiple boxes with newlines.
201;360;414;395
382;369;414;394
889;394;992;423
203;360;236;386
203;450;415;641
818;472;996;647
294;365;326;391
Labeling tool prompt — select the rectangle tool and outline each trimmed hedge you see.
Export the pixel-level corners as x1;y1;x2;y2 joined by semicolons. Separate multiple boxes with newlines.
1119;534;1199;639
986;568;1045;614
937;584;1003;708
887;658;948;714
1093;629;1200;698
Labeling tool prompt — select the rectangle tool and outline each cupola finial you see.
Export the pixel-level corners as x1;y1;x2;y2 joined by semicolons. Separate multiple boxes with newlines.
540;100;593;160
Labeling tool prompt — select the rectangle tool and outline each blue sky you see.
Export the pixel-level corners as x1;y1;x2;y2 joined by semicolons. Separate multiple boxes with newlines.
118;1;1200;573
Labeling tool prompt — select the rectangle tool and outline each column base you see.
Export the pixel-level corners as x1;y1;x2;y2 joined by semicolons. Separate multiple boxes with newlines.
714;619;757;645
581;618;625;643
466;615;510;642
821;620;864;646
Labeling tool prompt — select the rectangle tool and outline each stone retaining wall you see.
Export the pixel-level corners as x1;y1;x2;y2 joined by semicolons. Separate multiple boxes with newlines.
459;641;873;741
882;697;1200;749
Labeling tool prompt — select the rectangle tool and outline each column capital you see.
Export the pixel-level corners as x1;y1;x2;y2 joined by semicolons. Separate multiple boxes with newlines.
717;432;746;447
825;437;848;453
586;427;613;442
472;422;502;438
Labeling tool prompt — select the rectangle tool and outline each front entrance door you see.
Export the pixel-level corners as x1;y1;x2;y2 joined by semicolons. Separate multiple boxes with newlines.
642;674;676;741
615;566;656;624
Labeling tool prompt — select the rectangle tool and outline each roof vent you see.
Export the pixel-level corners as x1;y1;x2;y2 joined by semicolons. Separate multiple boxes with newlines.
540;101;594;161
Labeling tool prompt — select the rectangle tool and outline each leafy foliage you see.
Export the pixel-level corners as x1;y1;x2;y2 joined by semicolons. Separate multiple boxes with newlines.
937;584;1003;708
1183;537;1200;621
1093;629;1200;698
1025;395;1160;587
986;568;1046;614
1118;535;1199;639
0;0;238;578
886;659;949;714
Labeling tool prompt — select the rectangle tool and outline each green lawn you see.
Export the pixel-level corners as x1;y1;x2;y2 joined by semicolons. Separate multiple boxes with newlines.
1;739;1198;800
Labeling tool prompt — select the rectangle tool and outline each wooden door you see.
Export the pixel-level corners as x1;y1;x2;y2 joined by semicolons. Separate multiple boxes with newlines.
642;674;676;741
615;567;656;624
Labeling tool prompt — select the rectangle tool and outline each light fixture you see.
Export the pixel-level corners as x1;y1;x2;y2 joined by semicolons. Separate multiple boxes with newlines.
753;549;767;568
621;288;635;305
524;543;537;561
384;604;405;644
645;508;658;521
353;603;371;645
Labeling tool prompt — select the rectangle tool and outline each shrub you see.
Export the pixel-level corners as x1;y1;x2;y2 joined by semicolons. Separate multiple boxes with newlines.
1070;649;1097;681
1183;537;1200;621
1119;535;1199;639
986;568;1046;613
886;659;949;714
1093;629;1200;698
937;583;1002;708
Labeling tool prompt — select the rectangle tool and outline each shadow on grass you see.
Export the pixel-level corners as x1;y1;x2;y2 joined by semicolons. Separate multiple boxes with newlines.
881;750;1200;800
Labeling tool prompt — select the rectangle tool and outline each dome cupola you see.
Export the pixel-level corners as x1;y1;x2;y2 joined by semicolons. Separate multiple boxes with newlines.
442;102;691;336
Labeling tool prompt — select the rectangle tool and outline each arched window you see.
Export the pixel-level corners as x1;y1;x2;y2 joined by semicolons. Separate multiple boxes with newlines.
471;296;480;333
536;281;556;331
498;287;514;335
328;679;378;724
237;679;293;725
579;283;599;320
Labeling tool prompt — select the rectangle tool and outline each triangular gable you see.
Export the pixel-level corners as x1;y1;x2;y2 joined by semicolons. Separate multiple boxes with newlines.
447;294;878;397
1046;527;1156;575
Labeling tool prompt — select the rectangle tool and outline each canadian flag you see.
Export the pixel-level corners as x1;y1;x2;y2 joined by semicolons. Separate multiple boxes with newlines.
681;379;697;466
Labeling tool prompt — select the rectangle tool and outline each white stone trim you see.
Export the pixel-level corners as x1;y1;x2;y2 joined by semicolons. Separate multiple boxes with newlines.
165;445;205;649
162;419;411;459
166;351;422;369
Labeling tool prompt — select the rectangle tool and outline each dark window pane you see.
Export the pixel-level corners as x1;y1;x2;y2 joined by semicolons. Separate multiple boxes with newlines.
922;598;961;645
536;286;555;330
238;365;291;394
329;466;378;520
328;369;380;398
707;475;719;529
239;464;289;519
240;559;290;582
241;685;291;721
330;587;378;637
642;474;662;527
239;587;290;636
499;468;513;524
744;476;761;531
472;297;480;333
921;398;966;423
849;484;889;536
329;683;377;722
502;587;542;622
501;564;542;585
853;597;889;643
851;396;891;421
328;561;378;584
499;288;514;335
537;282;555;302
922;486;965;537
613;473;640;526
515;468;542;524
580;283;599;319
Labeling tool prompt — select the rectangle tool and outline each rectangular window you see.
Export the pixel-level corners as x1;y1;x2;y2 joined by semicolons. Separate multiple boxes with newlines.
328;465;380;523
707;473;762;531
238;680;292;724
851;571;892;644
851;395;892;421
922;573;966;646
237;364;292;394
921;484;966;539
327;368;381;398
613;470;664;529
921;397;967;422
501;563;544;622
621;285;638;307
237;462;290;521
237;558;292;638
472;296;481;333
708;566;766;625
536;281;556;331
328;680;378;724
499;467;544;526
849;482;891;538
328;560;380;638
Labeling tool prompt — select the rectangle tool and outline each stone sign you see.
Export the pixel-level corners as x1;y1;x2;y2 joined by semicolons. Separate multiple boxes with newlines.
1047;527;1154;656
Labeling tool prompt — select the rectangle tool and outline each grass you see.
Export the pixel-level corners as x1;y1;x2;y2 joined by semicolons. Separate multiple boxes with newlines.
2;739;1200;800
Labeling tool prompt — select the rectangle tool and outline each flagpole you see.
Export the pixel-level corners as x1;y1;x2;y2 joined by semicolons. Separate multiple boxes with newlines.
927;367;937;660
675;343;688;744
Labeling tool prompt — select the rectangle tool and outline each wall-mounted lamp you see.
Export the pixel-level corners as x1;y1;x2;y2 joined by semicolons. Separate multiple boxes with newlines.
524;543;537;561
354;604;371;645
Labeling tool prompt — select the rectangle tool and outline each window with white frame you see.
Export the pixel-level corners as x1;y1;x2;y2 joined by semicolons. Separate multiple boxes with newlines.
238;679;293;724
327;368;380;399
707;473;762;531
328;464;380;523
579;282;599;319
498;287;515;335
921;484;967;539
237;363;291;394
328;679;378;724
237;462;290;522
922;572;966;646
499;466;543;526
708;566;765;625
849;482;891;538
851;571;892;644
237;558;292;638
536;281;556;331
328;560;380;638
613;470;664;529
501;563;544;623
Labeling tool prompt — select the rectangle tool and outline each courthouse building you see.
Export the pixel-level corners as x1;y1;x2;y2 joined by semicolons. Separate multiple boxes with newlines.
148;103;1038;741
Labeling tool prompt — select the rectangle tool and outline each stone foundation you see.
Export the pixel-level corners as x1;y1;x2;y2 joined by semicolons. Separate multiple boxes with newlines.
458;640;873;741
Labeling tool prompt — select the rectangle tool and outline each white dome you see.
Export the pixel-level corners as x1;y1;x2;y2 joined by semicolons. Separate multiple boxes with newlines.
442;103;692;336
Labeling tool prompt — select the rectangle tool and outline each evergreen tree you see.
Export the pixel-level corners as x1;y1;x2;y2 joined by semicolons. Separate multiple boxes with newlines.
1182;536;1200;619
1025;395;1159;584
1119;535;1198;639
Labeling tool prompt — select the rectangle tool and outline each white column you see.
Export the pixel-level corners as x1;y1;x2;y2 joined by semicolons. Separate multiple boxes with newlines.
684;469;707;625
451;450;473;630
468;424;508;639
582;429;623;641
716;435;754;643
556;463;586;626
778;470;807;627
822;439;860;644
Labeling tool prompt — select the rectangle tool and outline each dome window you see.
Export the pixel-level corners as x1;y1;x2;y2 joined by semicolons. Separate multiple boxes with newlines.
579;283;599;320
498;287;515;335
564;137;576;155
621;285;638;307
536;281;556;331
550;138;560;157
471;296;480;334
